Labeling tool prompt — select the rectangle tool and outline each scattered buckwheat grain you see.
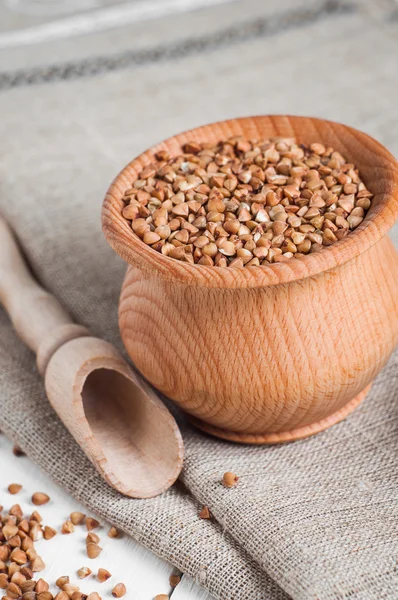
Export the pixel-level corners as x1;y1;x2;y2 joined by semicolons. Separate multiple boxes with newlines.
222;472;239;488
111;583;126;597
97;568;111;583
61;520;75;534
43;526;57;540
12;445;25;457
198;506;211;520
85;517;99;531
86;543;102;559
169;574;181;587
77;567;92;579
31;492;50;506
107;526;119;538
70;512;86;525
86;532;100;544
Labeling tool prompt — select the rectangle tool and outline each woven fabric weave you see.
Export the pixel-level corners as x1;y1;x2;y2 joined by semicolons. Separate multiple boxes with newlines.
1;1;398;598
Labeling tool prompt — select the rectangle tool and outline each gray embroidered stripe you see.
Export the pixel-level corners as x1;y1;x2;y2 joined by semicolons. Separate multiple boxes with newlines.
0;0;353;91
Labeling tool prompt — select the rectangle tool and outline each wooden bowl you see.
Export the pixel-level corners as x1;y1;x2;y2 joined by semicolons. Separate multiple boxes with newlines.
102;116;398;444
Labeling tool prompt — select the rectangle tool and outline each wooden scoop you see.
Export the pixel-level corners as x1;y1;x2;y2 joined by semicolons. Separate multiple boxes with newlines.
0;216;184;498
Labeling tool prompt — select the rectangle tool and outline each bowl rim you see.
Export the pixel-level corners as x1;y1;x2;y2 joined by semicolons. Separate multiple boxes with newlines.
102;115;398;289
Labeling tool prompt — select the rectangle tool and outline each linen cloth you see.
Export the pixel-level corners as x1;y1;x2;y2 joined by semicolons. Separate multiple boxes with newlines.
1;0;398;598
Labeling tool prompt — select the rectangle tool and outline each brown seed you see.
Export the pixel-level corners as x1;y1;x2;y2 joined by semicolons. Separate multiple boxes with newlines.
70;512;86;526
61;520;74;535
198;254;213;266
171;203;189;217
37;592;53;600
87;594;102;600
253;247;269;260
55;593;70;600
97;569;111;583
9;504;23;518
297;239;312;254
111;584;126;598
22;592;37;600
86;532;100;545
143;231;161;245
198;506;211;520
0;546;10;563
85;517;100;532
10;549;27;565
31;493;50;506
19;519;30;534
183;141;201;154
237;248;253;264
21;536;34;552
155;224;171;239
62;584;80;596
3;525;18;540
291;232;306;245
19;568;33;581
122;204;139;220
56;576;69;589
86;543;102;559
107;527;119;539
202;243;218;258
8;562;21;577
310;142;325;155
6;582;22;598
219;241;236;257
31;557;45;572
7;484;22;495
35;579;49;593
323;228;338;245
229;257;244;268
43;526;57;540
12;445;25;457
255;209;270;224
77;567;92;579
30;511;42;523
26;548;37;561
0;574;8;589
29;523;43;542
71;592;84;600
8;535;21;549
10;572;26;586
347;214;363;229
21;580;36;593
154;595;169;600
222;472;239;488
169;575;181;588
131;218;149;238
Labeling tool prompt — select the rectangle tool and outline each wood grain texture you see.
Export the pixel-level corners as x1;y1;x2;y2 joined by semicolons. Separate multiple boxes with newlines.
0;216;184;496
46;336;184;497
102;115;398;443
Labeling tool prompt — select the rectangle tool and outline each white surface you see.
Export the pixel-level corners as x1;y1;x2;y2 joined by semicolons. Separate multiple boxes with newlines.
0;434;212;600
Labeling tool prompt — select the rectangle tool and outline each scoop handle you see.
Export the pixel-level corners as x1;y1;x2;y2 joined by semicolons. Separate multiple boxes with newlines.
0;216;86;363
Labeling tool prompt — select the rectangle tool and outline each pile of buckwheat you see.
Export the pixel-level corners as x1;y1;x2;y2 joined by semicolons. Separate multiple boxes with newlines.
121;136;373;267
0;483;129;600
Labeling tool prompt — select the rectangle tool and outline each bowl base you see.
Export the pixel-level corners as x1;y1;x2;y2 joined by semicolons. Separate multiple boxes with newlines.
188;383;372;444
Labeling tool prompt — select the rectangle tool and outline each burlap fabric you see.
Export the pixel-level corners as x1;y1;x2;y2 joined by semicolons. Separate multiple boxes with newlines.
1;1;398;598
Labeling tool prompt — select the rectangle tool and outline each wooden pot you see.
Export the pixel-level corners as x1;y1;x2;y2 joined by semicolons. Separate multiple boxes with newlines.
102;116;398;444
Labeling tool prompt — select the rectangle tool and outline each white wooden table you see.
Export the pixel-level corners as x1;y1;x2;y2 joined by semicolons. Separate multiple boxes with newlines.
0;434;212;600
